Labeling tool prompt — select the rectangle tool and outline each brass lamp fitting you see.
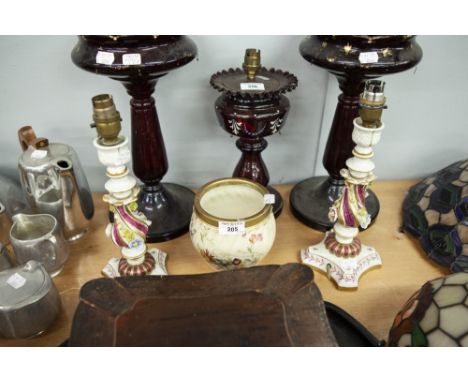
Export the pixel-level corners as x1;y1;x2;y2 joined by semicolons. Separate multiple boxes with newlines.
359;80;387;128
242;49;261;80
91;94;123;145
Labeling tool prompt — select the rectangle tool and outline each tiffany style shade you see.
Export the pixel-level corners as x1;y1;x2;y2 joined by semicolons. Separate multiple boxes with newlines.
403;159;468;272
389;272;468;346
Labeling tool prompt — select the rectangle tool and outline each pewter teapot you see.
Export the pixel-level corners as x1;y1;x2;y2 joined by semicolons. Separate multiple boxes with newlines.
17;126;94;241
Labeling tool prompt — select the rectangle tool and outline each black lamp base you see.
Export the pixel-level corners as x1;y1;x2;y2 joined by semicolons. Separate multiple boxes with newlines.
138;183;194;243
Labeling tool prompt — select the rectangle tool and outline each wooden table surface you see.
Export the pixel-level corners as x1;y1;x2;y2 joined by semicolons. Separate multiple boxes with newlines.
0;180;449;346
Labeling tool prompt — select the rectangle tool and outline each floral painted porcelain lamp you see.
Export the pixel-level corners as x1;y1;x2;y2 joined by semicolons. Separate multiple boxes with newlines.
90;94;167;277
301;80;387;288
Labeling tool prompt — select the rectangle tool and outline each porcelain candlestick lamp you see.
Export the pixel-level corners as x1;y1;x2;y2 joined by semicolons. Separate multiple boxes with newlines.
90;95;167;278
301;80;387;288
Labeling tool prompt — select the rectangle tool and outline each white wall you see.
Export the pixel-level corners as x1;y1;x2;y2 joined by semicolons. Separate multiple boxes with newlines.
315;35;468;179
0;35;466;191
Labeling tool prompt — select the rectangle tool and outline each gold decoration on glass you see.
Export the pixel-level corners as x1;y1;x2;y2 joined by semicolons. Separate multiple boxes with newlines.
343;43;352;55
382;48;392;57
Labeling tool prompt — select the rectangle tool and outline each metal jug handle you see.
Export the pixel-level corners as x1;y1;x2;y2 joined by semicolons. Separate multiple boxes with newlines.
18;126;49;151
54;160;75;207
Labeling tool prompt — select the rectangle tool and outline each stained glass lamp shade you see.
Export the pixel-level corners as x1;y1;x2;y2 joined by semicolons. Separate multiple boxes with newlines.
389;272;468;346
402;159;468;272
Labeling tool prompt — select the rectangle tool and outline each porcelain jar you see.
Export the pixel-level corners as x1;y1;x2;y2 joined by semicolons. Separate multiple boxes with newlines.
190;178;276;270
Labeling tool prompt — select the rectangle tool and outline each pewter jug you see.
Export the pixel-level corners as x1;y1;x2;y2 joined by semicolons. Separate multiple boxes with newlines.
0;260;61;339
10;213;69;277
17;126;94;241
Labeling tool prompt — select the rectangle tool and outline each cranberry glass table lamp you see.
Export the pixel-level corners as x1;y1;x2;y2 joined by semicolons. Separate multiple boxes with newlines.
72;35;197;242
210;49;298;216
290;35;422;231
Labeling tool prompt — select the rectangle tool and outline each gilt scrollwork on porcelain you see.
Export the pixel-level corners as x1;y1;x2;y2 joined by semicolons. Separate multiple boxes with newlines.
301;244;381;286
328;182;371;231
103;198;159;277
104;198;150;249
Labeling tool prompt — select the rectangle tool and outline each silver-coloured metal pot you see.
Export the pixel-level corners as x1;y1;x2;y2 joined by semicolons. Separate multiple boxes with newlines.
17;126;94;241
0;260;61;339
10;213;69;277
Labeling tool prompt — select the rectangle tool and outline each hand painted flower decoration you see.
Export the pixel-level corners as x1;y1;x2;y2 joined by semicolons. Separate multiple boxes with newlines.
249;233;263;244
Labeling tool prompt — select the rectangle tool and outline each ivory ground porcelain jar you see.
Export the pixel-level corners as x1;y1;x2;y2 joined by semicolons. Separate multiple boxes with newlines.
190;178;276;270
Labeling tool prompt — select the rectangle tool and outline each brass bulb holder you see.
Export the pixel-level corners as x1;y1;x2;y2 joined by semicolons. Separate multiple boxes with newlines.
91;94;123;146
242;48;261;80
359;80;387;128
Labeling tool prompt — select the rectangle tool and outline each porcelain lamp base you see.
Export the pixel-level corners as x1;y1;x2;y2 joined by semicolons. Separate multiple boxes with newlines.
102;248;168;278
289;176;380;232
301;231;382;288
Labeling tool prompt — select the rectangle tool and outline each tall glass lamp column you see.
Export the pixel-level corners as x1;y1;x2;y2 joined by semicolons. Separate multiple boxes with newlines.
72;35;197;242
290;35;422;231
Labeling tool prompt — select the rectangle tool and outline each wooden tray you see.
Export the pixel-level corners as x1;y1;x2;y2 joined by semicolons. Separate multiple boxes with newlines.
69;263;337;346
